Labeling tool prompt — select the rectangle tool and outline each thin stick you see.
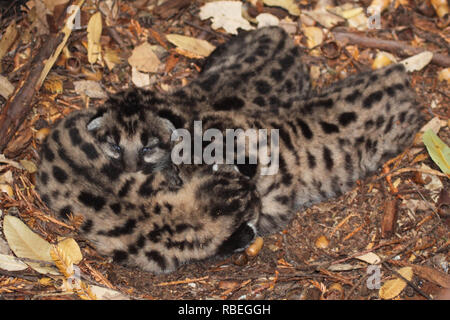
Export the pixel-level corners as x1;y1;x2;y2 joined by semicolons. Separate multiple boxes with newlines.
155;276;209;286
333;32;450;67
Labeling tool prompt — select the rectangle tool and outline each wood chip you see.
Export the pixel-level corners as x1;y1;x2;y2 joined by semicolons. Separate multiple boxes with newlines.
381;199;398;238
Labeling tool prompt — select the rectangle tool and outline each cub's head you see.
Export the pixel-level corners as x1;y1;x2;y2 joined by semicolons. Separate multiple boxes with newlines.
87;89;181;173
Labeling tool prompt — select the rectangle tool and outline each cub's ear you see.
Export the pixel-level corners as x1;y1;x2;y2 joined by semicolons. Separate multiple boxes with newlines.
159;117;180;140
87;116;103;131
87;108;107;131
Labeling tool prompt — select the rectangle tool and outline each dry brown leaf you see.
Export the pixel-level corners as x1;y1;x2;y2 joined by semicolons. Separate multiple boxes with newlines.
0;184;13;197
166;34;216;58
315;235;329;249
128;42;161;73
430;0;449;18
263;0;301;16
438;68;450;83
87;12;102;64
73;80;107;99
57;237;83;265
103;48;122;70
355;252;381;264
367;0;392;15
379;267;413;299
303;26;324;49
372;52;397;69
19;159;37;173
165;53;180;74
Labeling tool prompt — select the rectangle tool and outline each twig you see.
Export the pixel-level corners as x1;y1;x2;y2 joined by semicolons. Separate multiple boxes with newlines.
184;20;231;40
344;273;370;300
155;276;209;286
333;31;450;67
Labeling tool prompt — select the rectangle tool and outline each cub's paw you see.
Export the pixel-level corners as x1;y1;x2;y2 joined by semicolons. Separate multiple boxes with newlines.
217;222;257;256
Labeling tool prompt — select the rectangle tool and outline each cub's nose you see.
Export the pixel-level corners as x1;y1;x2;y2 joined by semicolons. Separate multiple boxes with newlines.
123;150;139;172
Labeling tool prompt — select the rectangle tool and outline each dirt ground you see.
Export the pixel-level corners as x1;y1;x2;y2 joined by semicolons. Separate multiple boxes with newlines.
0;0;448;300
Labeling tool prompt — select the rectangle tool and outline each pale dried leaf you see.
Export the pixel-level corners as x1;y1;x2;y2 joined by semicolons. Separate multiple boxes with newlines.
303;26;324;50
0;253;28;271
438;68;450;83
131;67;151;88
355;252;381;264
89;285;130;300
420;117;442;135
128;42;161;73
340;7;364;19
57;238;83;265
19;159;37;173
73;80;107;99
400;51;433;72
379;267;413;299
3;215;59;275
166;34;216;58
199;1;254;35
263;0;301;16
347;11;369;30
372;51;397;69
0;75;14;99
303;9;345;29
87;12;102;64
0;168;13;184
0;184;14;197
256;13;280;27
103;48;122;70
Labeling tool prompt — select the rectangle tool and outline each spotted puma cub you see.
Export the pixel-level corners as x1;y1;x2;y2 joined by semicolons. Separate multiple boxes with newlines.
36;27;422;273
36;91;260;273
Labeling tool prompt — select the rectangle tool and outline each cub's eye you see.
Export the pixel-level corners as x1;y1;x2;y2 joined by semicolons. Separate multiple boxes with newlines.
109;143;122;154
141;146;153;154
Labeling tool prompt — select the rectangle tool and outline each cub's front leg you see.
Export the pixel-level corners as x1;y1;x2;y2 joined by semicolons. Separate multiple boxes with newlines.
96;165;261;273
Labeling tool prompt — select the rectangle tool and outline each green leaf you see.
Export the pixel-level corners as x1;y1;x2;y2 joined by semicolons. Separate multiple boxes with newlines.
422;129;450;176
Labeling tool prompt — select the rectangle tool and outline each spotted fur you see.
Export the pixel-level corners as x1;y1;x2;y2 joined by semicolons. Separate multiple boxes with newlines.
36;27;422;273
